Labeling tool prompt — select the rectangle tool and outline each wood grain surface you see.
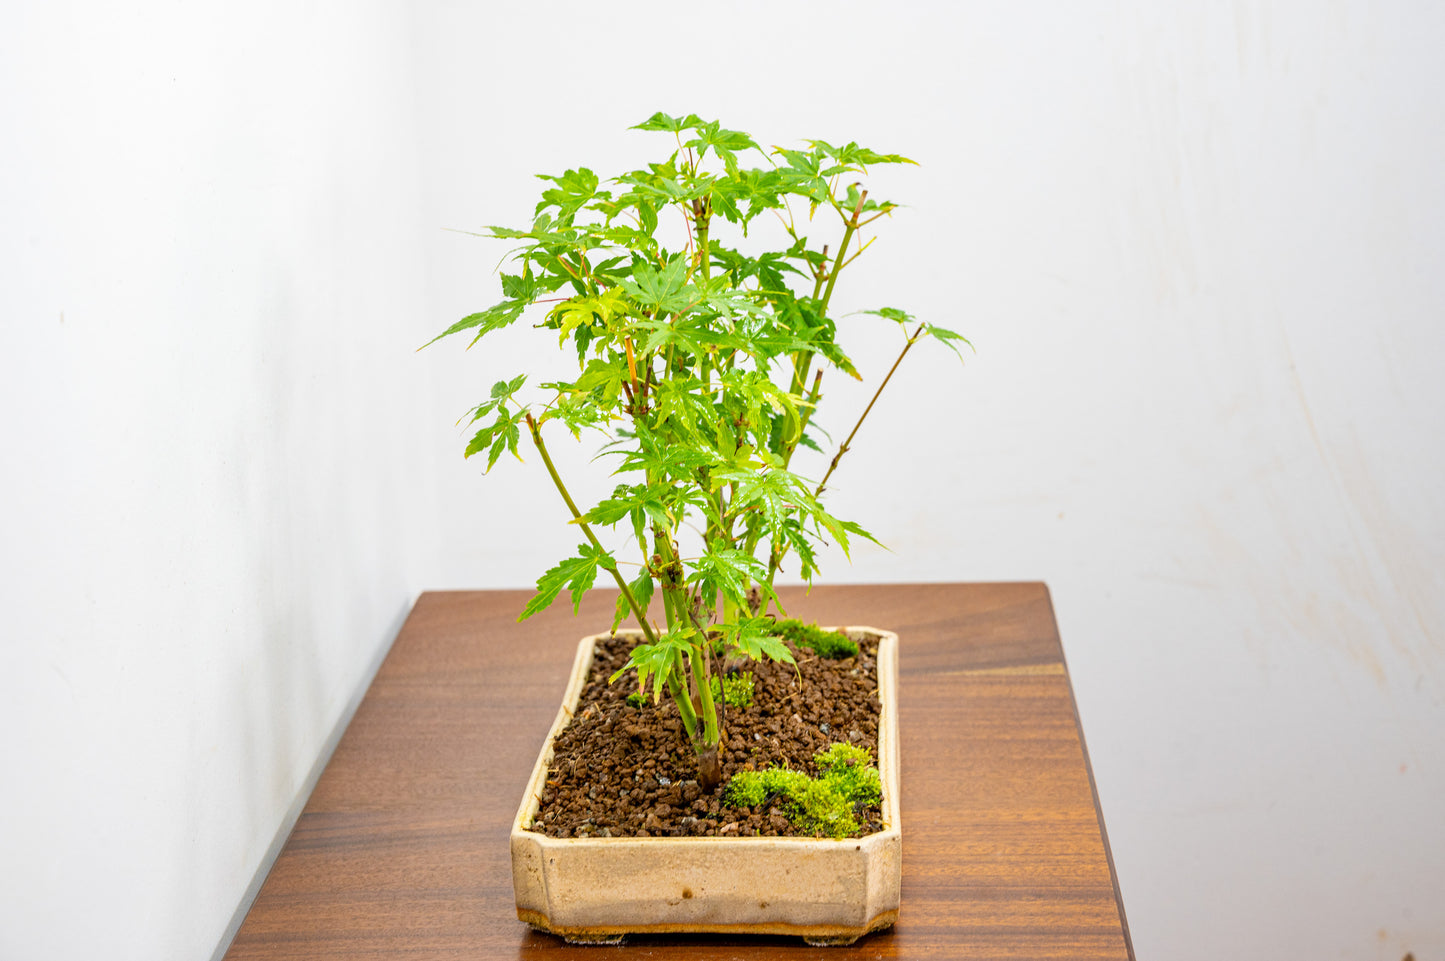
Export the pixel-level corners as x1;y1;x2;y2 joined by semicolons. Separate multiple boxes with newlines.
224;583;1133;960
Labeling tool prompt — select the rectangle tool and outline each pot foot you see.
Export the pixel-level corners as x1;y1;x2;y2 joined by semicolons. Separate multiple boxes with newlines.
803;934;861;947
562;933;626;945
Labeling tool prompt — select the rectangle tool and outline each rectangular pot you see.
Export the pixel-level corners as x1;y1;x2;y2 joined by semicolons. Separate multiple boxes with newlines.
510;627;901;946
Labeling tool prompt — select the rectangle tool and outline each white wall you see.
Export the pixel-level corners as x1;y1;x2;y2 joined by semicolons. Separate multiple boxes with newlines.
0;1;434;959
3;2;1442;960
414;2;1445;959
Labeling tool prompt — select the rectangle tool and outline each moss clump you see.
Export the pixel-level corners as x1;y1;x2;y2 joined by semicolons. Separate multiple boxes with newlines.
625;691;647;708
814;742;881;806
709;671;755;709
769;619;857;659
724;767;809;808
723;742;882;839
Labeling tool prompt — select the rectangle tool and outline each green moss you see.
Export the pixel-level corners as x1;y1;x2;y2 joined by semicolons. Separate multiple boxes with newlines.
724;766;809;808
709;670;755;709
625;691;647;708
770;619;858;659
814;742;881;807
722;742;881;839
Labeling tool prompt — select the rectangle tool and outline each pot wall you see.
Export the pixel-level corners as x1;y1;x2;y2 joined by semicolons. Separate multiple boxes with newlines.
510;628;901;943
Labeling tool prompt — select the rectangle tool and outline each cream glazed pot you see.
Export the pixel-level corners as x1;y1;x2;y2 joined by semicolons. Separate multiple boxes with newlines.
509;627;902;946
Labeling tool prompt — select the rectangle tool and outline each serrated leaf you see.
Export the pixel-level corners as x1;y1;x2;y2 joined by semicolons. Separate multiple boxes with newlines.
550;288;626;345
717;466;811;540
781;517;819;583
490;374;526;400
541;392;610;438
518;544;613;621
688;546;769;611
631;111;700;133
815;505;847;552
612;567;655;633
839;518;883;548
808;139;917;169
420;299;526;350
684;119;761;176
614;628;696;710
924;323;974;360
463;422;497;460
462;399;498;426
574;357;628;408
862;307;913;326
582;484;668;528
500;269;541;302
638;201;658;237
617;254;692;313
534;168;601;225
486;431;507;470
717;616;796;666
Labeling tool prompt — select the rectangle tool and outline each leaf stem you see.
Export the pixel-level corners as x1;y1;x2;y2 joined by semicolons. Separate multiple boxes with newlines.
759;323;925;602
814;322;925;498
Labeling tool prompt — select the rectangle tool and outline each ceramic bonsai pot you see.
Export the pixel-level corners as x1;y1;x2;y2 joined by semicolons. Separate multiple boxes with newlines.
510;627;901;946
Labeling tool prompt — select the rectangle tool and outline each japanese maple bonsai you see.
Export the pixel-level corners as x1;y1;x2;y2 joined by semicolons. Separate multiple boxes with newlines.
425;112;965;794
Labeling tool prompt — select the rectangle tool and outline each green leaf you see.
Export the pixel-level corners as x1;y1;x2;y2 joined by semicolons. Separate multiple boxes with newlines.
861;307;913;326
631;111;702;134
490;374;526;400
462;399;498;426
539;392;610;438
612;567;655;633
463;421;497;460
711;168;787;227
684;119;761;176
550;288;626;345
581;484;672;543
500;269;541;302
718;616;796;666
518;543;614;621
923;323;974;360
839;518;883;549
573;357;629;409
607;422;723;484
812;511;882;561
780;517;819;583
617;254;692;313
650;376;718;442
610;625;695;704
534;168;601;224
808;139;917;169
637;201;658;237
717;466;811;540
420;299;526;350
486;431;508;470
688;546;768;611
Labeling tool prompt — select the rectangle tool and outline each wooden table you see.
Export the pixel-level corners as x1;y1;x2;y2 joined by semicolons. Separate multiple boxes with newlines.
224;583;1133;960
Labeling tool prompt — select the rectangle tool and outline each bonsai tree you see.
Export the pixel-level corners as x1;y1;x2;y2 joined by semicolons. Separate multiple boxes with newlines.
426;112;965;791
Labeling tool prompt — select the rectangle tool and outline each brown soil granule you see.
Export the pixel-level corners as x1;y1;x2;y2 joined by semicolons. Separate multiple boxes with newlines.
527;633;883;840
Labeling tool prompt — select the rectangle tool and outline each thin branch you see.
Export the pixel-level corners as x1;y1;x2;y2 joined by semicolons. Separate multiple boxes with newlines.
839;234;876;270
814;323;924;497
526;413;658;644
